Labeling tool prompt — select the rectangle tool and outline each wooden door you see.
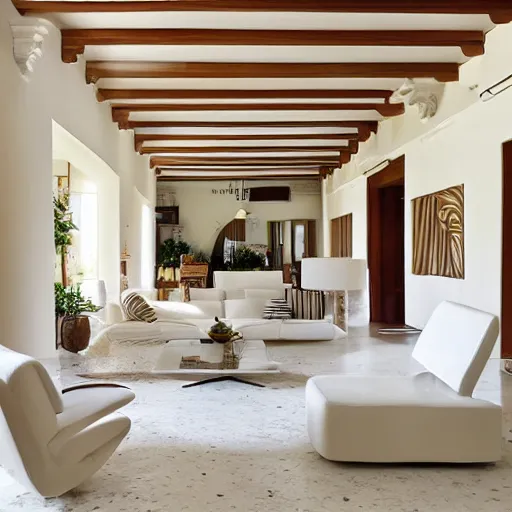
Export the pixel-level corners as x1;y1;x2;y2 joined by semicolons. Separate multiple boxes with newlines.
502;141;512;358
367;156;405;324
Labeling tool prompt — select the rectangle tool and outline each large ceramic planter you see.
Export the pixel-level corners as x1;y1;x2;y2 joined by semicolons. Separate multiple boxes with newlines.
61;315;91;353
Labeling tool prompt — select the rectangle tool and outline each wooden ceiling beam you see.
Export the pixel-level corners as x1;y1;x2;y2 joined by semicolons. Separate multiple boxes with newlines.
150;156;339;168
63;28;483;62
111;102;404;116
86;61;459;83
97;89;393;102
134;133;357;145
134;133;356;151
157;175;320;182
157;166;322;172
127;120;378;130
14;1;512;24
139;145;349;155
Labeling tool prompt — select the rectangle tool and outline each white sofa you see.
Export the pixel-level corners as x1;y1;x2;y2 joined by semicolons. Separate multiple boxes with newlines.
87;272;344;355
306;301;502;463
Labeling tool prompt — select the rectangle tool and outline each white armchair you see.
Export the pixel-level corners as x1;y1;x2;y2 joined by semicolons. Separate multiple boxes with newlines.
306;301;502;463
0;345;135;497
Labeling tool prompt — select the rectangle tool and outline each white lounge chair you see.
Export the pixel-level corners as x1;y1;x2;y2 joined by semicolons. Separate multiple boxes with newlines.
0;345;135;497
306;301;502;463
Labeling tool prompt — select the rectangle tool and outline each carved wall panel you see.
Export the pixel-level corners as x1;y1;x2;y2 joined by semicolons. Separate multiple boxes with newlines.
412;184;464;279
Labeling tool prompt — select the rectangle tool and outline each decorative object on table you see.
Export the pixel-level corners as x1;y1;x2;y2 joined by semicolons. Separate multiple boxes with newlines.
121;291;157;323
208;317;240;343
55;283;100;353
301;258;367;330
412;184;464;279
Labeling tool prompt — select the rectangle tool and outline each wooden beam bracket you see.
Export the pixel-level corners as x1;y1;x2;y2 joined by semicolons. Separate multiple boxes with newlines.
62;42;85;63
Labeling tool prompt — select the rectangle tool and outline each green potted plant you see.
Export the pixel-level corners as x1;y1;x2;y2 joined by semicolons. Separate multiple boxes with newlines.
229;246;266;271
158;238;191;268
55;283;100;353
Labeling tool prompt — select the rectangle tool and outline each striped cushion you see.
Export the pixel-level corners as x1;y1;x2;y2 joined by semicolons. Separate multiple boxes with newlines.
262;299;292;320
121;292;157;323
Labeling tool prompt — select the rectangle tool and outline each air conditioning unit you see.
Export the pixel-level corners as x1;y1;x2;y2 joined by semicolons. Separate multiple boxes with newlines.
248;186;291;202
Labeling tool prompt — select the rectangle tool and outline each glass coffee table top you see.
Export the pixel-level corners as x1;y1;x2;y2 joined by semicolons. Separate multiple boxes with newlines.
153;339;280;375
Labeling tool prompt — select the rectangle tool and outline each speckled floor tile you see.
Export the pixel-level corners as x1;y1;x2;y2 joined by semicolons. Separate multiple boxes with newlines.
1;327;511;512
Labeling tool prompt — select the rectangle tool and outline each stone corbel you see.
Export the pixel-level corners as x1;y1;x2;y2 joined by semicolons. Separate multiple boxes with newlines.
390;79;445;123
10;20;49;81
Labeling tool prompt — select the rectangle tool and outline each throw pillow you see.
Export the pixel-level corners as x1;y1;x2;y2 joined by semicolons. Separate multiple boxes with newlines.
224;298;268;319
262;299;293;320
153;300;224;320
121;292;157;323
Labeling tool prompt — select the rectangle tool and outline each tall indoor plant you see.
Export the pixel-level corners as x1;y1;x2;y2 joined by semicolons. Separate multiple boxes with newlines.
54;195;77;287
55;283;100;352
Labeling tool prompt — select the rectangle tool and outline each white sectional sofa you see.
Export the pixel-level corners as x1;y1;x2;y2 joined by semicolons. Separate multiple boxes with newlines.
87;271;344;356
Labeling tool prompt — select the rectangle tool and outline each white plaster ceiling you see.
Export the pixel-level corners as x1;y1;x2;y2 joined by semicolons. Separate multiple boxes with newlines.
83;46;468;64
47;12;495;31
20;3;496;180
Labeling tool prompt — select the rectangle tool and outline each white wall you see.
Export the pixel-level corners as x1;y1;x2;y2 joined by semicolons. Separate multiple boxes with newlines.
324;23;512;356
130;188;156;289
158;180;322;256
0;0;155;357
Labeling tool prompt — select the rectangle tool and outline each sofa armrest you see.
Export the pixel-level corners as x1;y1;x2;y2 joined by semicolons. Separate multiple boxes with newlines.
105;302;124;325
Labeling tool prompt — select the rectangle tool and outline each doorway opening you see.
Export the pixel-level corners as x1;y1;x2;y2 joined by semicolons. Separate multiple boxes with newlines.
367;156;405;324
502;141;512;359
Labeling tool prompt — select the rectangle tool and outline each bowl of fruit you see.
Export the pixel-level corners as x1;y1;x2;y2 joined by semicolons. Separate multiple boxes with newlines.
208;317;241;343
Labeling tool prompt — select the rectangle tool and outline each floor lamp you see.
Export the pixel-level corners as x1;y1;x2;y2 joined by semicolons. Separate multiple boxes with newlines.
301;258;368;329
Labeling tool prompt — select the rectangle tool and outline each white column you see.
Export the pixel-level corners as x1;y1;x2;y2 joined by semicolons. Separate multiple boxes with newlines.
0;22;55;359
321;178;331;257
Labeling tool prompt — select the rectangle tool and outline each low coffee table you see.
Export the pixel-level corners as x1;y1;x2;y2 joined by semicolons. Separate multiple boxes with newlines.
153;339;279;388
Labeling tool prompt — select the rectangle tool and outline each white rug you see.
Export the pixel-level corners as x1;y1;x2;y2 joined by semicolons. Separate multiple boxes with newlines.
1;332;511;512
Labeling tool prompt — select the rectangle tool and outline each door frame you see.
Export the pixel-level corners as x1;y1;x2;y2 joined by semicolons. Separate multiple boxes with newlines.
367;155;405;323
502;141;512;358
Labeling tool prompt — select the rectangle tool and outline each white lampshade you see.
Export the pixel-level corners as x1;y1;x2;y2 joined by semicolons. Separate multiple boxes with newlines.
301;258;367;292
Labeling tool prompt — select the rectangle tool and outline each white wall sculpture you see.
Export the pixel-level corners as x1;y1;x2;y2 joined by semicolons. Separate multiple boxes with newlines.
390;79;445;123
10;20;49;80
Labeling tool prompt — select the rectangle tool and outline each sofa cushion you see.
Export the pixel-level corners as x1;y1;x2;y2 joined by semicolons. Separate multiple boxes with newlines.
262;299;292;319
189;288;226;301
121;291;157;323
245;288;285;300
225;289;246;300
231;319;282;340
214;270;283;290
153;300;224;320
224;298;267;319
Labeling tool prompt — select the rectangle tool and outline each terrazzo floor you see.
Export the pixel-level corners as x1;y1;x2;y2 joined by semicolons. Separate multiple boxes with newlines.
1;327;512;512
